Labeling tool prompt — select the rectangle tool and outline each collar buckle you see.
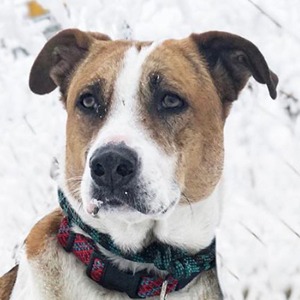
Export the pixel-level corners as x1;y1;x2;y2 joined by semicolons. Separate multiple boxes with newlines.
87;250;143;299
160;280;168;300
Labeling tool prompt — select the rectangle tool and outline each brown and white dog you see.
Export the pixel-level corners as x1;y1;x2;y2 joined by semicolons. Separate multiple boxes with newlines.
0;29;278;300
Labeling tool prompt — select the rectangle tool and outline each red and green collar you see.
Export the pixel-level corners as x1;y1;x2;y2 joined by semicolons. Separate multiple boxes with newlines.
57;190;216;299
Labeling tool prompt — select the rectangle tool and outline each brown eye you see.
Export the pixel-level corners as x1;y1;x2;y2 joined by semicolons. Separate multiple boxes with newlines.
161;94;185;109
81;94;96;109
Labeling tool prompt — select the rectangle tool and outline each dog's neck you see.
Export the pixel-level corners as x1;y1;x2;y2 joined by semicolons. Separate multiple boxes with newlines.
61;182;222;256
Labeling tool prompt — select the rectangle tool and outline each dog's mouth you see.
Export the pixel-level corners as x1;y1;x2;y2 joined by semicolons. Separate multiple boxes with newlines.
84;183;178;217
89;188;152;215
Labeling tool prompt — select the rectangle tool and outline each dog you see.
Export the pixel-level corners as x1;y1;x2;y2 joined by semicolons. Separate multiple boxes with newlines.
0;28;278;300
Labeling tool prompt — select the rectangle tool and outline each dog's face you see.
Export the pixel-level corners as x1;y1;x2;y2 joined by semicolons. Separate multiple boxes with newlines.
29;29;278;221
65;39;226;219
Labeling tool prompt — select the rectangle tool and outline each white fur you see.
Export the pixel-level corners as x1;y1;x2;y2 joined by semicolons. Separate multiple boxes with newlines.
11;43;222;299
79;44;182;251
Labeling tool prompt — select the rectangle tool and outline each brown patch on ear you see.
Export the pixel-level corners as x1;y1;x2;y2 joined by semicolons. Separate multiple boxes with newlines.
191;31;278;102
29;28;111;96
26;209;63;259
0;265;18;300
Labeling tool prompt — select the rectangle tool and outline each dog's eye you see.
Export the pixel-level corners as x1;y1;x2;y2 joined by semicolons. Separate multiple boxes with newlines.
162;95;183;109
160;94;186;111
80;93;96;109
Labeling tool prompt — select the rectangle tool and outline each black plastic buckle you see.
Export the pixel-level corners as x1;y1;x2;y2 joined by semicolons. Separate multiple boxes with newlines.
87;251;143;299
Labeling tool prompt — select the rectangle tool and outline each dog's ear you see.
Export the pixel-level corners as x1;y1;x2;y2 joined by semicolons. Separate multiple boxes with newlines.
29;28;111;95
191;31;278;102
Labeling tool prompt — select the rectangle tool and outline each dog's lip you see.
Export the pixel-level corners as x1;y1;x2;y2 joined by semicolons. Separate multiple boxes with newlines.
106;198;123;206
86;196;151;215
88;186;178;216
89;194;177;213
86;198;175;218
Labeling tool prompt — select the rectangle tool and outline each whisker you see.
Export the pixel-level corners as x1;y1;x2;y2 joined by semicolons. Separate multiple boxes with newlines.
66;176;83;183
65;176;83;199
76;201;83;213
68;185;82;200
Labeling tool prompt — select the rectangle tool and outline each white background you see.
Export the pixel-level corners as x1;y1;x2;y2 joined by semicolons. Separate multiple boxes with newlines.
0;0;300;299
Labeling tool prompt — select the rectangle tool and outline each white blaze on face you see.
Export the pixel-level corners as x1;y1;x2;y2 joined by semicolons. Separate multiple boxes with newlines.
81;43;181;219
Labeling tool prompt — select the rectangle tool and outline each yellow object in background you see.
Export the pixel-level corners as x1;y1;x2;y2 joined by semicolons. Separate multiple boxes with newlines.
27;0;48;18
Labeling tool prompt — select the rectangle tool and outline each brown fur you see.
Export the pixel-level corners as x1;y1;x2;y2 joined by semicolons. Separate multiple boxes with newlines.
140;38;224;201
0;266;18;300
0;210;62;297
26;209;63;259
63;40;155;201
29;29;111;96
65;40;134;200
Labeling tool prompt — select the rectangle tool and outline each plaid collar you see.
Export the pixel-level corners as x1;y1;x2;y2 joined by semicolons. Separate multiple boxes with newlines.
57;190;216;298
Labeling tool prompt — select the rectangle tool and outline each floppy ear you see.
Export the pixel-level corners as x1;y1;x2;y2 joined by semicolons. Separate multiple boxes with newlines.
191;31;278;102
29;28;111;95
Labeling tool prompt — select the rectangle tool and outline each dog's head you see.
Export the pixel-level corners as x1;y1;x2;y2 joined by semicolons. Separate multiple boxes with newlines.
29;29;278;221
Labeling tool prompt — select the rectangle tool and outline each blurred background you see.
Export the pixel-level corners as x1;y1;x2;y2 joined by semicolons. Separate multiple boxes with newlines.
0;0;299;299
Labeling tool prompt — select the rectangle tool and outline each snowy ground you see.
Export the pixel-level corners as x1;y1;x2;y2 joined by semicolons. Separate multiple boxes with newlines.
0;0;300;299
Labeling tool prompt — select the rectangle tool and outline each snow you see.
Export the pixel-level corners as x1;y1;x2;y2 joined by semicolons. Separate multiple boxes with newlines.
0;0;300;299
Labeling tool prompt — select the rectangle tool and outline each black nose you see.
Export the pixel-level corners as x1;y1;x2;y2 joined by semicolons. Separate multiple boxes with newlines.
89;144;138;189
